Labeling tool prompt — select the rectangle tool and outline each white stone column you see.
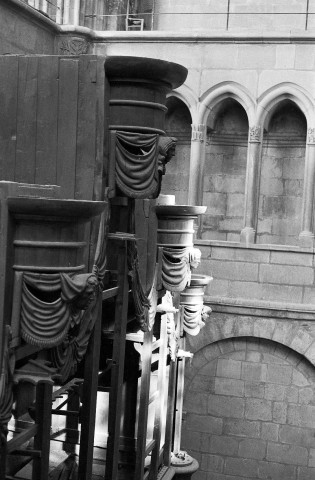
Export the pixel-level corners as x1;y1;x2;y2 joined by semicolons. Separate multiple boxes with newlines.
240;125;263;244
188;124;206;206
299;128;315;247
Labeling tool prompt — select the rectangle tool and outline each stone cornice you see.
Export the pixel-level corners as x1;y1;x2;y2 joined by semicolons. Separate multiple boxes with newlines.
205;296;315;321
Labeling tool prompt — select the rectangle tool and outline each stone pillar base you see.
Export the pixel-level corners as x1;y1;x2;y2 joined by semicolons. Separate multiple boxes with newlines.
299;231;315;248
240;226;256;245
171;452;199;480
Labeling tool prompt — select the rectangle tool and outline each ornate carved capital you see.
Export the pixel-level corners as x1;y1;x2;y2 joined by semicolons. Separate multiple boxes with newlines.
307;128;315;145
191;124;206;143
58;37;90;55
249;125;262;143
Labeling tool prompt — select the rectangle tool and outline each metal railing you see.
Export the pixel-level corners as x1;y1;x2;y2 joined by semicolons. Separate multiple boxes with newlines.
22;0;315;32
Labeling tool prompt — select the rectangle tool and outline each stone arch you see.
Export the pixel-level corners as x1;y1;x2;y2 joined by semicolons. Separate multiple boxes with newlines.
257;83;315;130
186;314;315;369
198;81;256;127
167;84;199;124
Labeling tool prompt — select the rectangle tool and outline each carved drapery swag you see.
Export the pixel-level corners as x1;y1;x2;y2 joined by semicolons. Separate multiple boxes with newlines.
20;273;98;348
161;247;201;292
182;304;212;336
92;208;109;285
0;327;14;447
115;131;159;198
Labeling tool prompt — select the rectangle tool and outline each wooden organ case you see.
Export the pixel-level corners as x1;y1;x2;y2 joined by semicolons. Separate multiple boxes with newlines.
0;54;207;480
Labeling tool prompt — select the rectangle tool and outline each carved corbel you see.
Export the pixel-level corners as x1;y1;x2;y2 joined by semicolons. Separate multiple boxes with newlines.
248;125;262;143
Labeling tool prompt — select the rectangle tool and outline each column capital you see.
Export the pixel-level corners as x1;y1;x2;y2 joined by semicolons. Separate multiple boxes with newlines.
191;124;206;143
307;128;315;145
248;125;262;143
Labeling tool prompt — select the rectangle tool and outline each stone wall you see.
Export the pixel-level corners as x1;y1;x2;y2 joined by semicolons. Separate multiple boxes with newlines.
183;335;315;480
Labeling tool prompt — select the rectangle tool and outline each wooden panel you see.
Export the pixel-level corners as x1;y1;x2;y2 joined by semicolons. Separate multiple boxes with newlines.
15;56;38;184
93;56;106;202
75;56;97;200
0;55;18;180
57;57;79;199
35;55;59;185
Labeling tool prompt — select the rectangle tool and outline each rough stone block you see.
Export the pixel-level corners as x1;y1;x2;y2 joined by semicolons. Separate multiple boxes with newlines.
253;318;276;339
297;466;315;480
210;434;239;456
244;381;265;399
241;362;268;382
223;418;260;438
267;364;292;385
290;329;314;355
184;392;208;414
298;387;314;405
229;280;262;300
180;429;201;451
216;358;242;379
186;413;223;434
208;394;245;419
259;264;314;286
200;453;224;473
226;193;245;217
288;404;315;428
286;385;299;403
270;251;313;267
273;401;287;424
258;461;297;480
199;360;217;377
246;351;262;362
189;375;215;394
260;283;303;303
261;422;279;441
210;259;259;281
224;457;259;477
267;442;308;465
279;425;315;448
245;398;272;421
265;383;285;401
214;377;244;397
238;438;267;460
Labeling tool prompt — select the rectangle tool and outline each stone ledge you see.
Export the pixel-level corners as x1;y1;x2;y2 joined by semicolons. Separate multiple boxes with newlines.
205;296;315;320
195;239;315;253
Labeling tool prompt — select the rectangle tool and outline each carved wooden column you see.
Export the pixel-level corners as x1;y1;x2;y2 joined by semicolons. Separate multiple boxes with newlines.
299;128;315;247
188;124;206;206
240;125;263;244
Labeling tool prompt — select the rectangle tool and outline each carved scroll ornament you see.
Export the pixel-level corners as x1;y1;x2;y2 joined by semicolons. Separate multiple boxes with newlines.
249;125;262;143
58;37;90;55
161;247;201;292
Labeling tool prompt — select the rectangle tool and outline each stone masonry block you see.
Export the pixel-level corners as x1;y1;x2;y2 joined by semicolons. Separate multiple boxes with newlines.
229;280;262;300
298;387;314;405
297;466;315;480
210;259;259;282
241;362;267;382
259;264;314;286
266;364;292;385
199;360;217;377
245;381;265;399
266;442;308;465
246;351;262;362
210;434;239;456
184;392;208;414
273;402;287;424
245;398;272;421
216;358;242;379
200;454;224;473
279;425;315;448
253;318;276;339
265;383;285;401
288;404;315;428
208;394;245;419
286;385;299;403
214;377;244;397
270;251;313;267
261;422;279;442
290;329;314;355
189;375;215;394
224;457;259;477
223;418;260;438
186;413;223;435
260;283;303;304
304;342;315;364
258;461;297;480
180;429;201;451
238;438;267;460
